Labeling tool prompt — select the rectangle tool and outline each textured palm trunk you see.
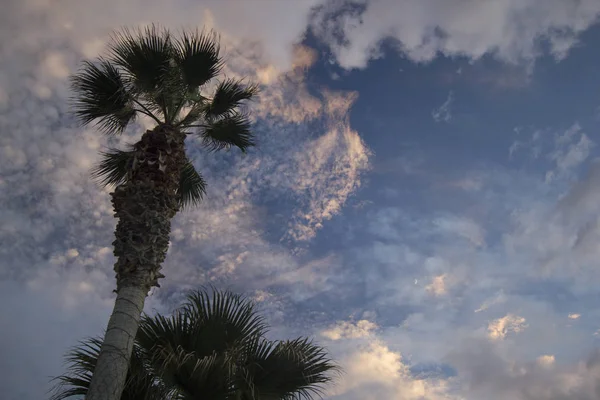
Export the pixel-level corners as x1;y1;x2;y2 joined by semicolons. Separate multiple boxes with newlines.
87;124;186;400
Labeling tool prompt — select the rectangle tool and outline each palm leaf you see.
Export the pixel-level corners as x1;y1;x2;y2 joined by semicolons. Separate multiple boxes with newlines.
205;79;258;118
107;25;179;121
108;25;175;94
49;337;171;400
178;161;206;209
137;289;268;400
90;147;135;187
70;59;136;134
173;29;223;90
136;311;234;400
181;289;267;350
200;113;255;152
240;338;339;400
143;342;233;400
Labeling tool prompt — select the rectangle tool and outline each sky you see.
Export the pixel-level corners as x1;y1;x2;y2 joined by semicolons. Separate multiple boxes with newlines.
2;0;600;399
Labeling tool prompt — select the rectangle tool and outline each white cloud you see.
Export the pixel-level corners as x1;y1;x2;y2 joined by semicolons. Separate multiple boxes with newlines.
568;313;581;320
328;340;457;400
426;274;448;296
312;0;600;69
546;122;595;183
488;314;528;340
432;91;454;123
286;118;371;242
537;354;556;368
322;319;378;340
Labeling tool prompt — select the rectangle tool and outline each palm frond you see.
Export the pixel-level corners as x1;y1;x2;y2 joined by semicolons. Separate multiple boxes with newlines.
240;338;339;400
90;146;135;187
108;25;174;94
200;113;255;152
178;161;206;209
70;59;136;134
108;25;182;121
49;337;170;400
137;311;235;400
205;79;258;118
181;289;267;351
137;289;266;368
173;29;223;90
143;341;233;400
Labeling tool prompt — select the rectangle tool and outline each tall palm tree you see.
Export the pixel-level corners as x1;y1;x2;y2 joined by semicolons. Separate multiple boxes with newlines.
51;289;338;400
71;25;258;400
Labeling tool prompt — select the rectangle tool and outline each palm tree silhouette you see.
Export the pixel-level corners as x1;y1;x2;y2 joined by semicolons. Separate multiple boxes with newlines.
70;25;258;400
51;289;338;400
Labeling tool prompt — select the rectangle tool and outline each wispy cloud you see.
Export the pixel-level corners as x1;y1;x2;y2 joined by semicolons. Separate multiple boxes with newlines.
432;91;454;123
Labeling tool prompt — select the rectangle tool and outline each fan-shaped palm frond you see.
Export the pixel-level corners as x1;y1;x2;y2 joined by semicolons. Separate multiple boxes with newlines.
239;338;339;400
178;161;206;209
200;113;254;152
173;29;223;91
143;340;234;400
108;25;174;93
136;289;267;399
49;337;171;400
205;79;259;118
138;289;267;363
181;289;267;348
70;59;136;134
107;25;181;122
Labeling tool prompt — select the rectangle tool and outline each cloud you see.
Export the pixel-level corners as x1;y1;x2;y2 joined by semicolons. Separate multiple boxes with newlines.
475;291;507;313
426;274;448;297
432;91;454;123
447;339;600;400
322;319;378;340
537;354;556;367
433;215;485;247
311;0;600;69
487;314;528;340
546;123;595;183
285;112;371;242
327;340;458;400
503;160;600;284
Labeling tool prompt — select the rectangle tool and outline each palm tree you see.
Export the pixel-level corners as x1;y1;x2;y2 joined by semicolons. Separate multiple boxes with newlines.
51;289;338;400
71;25;258;400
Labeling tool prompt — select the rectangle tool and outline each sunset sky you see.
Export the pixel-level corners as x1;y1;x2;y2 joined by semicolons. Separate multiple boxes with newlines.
3;1;600;399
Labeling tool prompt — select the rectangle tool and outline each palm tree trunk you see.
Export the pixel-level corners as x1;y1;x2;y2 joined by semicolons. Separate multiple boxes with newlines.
86;125;186;400
86;285;147;400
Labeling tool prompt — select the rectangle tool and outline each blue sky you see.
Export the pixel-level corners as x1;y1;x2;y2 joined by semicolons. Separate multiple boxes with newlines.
3;0;600;399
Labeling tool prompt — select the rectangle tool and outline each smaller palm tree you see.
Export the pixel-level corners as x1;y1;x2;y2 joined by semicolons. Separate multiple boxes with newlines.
50;289;338;400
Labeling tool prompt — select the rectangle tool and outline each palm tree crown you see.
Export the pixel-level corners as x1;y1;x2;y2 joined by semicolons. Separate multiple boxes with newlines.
72;25;258;207
51;289;339;400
